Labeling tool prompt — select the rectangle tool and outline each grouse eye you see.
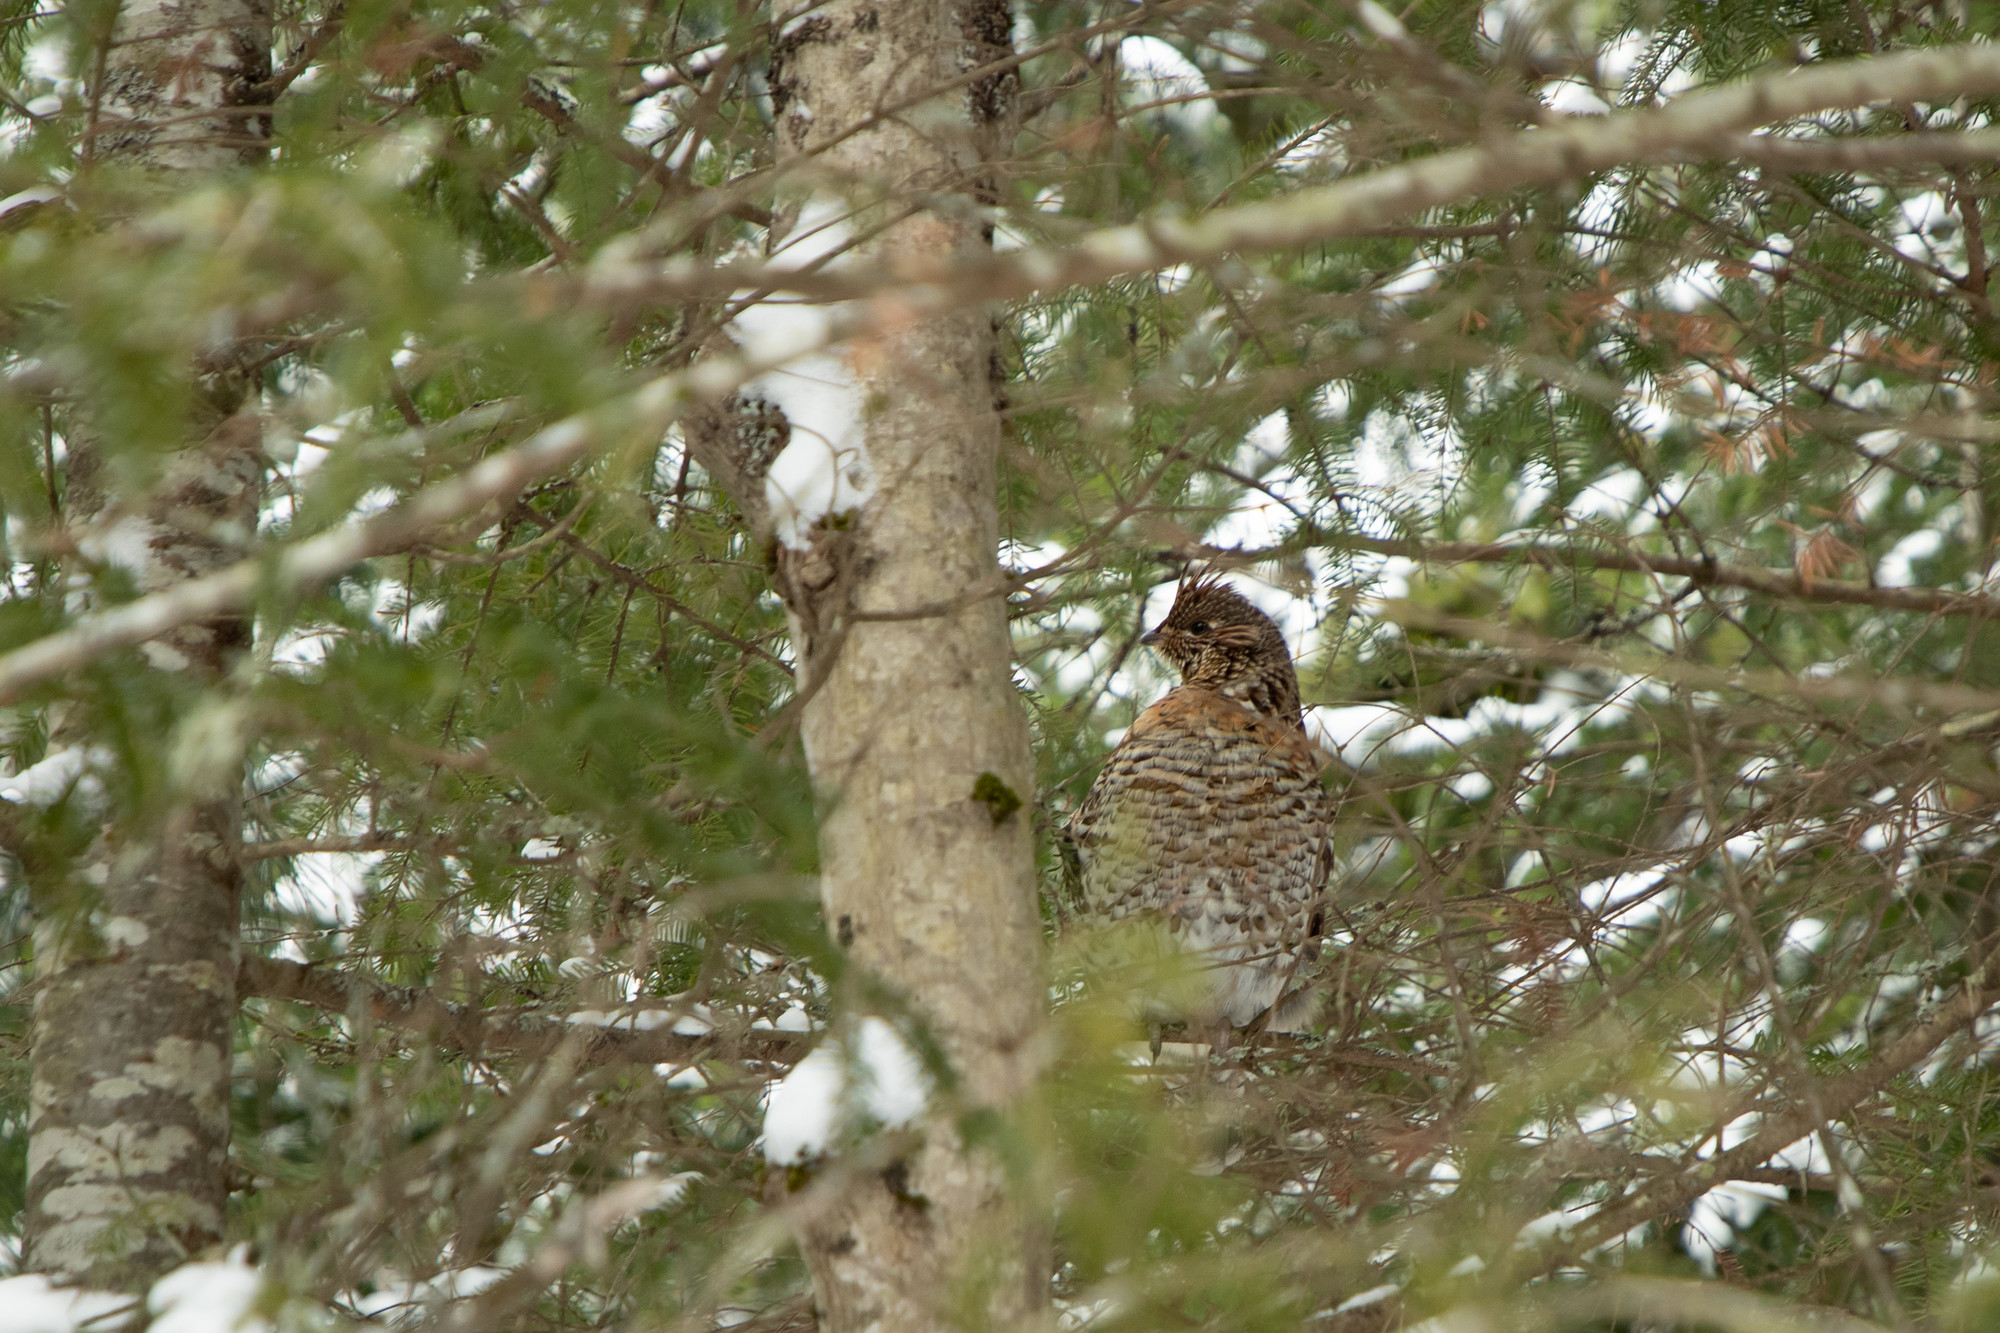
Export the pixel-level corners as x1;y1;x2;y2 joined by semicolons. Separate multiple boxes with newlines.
1189;621;1211;634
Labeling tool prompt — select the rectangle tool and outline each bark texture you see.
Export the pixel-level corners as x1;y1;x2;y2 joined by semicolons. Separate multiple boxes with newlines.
25;0;271;1289
762;2;1048;1329
91;0;275;168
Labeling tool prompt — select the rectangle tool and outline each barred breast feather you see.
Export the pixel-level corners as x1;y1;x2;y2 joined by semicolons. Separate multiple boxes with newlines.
1067;685;1332;1029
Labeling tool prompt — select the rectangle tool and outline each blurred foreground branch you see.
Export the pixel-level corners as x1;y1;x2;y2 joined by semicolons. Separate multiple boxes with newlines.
8;45;2000;701
590;45;2000;310
238;957;808;1067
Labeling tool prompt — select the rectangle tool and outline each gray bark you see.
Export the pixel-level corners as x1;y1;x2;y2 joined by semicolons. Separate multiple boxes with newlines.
760;2;1049;1329
25;0;271;1288
89;0;275;169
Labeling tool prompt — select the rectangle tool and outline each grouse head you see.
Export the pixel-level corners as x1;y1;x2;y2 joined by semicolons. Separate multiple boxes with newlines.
1141;570;1303;722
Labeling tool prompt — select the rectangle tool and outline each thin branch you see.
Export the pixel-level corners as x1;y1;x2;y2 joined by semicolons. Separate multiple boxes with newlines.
239;956;808;1066
1728;125;2000;173
1550;946;2000;1268
415;494;591;566
590;44;2000;310
15;46;2000;694
1189;535;2000;619
554;529;791;670
1374;604;2000;717
256;1;348;98
1544;1277;1889;1333
0;353;784;702
241;833;420;862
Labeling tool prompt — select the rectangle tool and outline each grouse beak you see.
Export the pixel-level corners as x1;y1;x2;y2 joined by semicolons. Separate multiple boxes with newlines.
1139;628;1161;647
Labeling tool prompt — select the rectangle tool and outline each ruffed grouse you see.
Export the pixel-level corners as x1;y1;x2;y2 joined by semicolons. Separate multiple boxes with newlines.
1065;571;1334;1036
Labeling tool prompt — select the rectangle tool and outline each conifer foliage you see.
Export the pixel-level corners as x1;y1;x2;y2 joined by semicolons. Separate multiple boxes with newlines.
6;0;2000;1328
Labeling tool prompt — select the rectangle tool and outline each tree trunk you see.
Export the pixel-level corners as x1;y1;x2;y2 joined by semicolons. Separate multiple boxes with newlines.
762;2;1048;1329
24;0;271;1289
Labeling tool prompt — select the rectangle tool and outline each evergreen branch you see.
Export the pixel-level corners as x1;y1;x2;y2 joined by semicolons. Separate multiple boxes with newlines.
590;44;2000;309
1375;605;2000;717
240;833;423;861
0;351;792;702
1545;945;2000;1270
1724;126;2000;173
973;43;2000;296
240;832;589;865
1539;1277;1889;1333
13;45;2000;698
1189;536;2000;619
239;956;808;1066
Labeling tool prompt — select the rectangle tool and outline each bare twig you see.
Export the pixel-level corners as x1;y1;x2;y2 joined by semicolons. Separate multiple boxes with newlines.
238;956;809;1067
14;45;2000;695
589;45;2000;310
240;833;422;862
1184;535;2000;619
1549;948;2000;1268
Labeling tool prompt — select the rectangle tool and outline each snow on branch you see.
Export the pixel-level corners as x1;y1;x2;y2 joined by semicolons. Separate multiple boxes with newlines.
238;957;808;1067
925;41;2000;297
0;337;828;702
592;44;2000;310
761;1017;930;1165
9;44;2000;694
1545;949;2000;1273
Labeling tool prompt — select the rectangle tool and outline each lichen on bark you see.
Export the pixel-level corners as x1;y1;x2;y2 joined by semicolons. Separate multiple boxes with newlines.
753;3;1049;1330
23;0;271;1292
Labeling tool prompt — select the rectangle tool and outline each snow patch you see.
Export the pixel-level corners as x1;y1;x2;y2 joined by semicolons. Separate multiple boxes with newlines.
761;1017;931;1163
0;1251;281;1333
77;515;158;580
349;1265;505;1322
0;746;109;807
1683;1180;1789;1273
1879;527;1943;588
752;1004;817;1033
1331;1283;1401;1314
1117;36;1216;128
730;200;874;551
0;1274;133;1333
275;851;376;926
567;1003;715;1037
149;1253;269;1333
